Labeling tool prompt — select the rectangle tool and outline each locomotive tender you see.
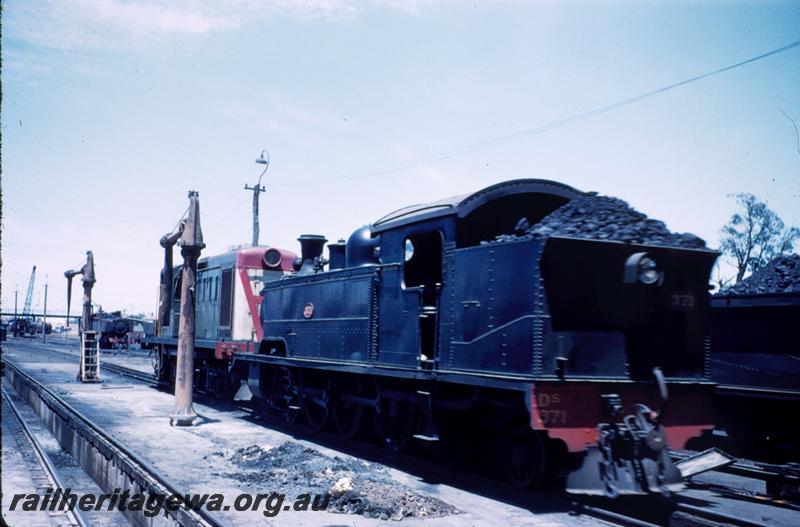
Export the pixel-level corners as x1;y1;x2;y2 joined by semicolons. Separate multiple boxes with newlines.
709;291;800;459
152;179;719;497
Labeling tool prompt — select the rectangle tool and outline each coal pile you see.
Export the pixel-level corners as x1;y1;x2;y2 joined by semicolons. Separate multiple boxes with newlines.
722;254;800;295
488;193;706;249
329;479;458;520
211;442;458;520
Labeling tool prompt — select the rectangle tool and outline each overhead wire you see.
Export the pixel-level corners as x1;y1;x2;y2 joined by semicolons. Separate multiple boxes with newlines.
272;38;800;188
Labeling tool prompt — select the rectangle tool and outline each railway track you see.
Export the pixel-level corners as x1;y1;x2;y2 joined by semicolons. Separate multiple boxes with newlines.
2;356;227;527
12;341;160;385
246;403;795;527
9;342;797;527
99;360;158;384
2;384;90;527
573;493;778;527
671;451;800;506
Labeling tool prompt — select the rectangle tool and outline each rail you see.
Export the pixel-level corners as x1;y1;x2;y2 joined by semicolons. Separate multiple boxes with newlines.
672;450;800;497
2;357;227;527
2;384;91;527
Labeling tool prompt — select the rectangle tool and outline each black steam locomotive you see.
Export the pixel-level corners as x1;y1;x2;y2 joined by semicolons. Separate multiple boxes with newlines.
93;311;131;349
93;311;157;350
153;179;719;497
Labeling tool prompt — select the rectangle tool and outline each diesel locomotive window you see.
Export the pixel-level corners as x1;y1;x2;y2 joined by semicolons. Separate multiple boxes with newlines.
403;231;443;289
219;269;233;327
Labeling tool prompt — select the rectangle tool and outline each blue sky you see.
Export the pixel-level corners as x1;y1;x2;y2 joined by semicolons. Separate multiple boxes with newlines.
3;0;799;316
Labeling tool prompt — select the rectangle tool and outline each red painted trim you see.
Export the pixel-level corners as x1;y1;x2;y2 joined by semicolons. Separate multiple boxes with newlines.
530;381;714;452
235;246;298;272
214;341;254;360
237;267;264;342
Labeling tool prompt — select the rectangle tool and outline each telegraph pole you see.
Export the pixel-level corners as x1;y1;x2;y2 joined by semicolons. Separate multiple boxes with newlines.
42;282;48;343
170;190;205;426
244;150;269;246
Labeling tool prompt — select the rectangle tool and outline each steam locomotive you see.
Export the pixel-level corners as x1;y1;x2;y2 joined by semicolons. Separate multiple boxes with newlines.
93;311;157;350
150;179;719;497
94;311;132;349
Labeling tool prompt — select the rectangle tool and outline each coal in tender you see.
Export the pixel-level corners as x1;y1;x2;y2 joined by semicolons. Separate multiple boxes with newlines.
721;254;800;295
488;194;707;249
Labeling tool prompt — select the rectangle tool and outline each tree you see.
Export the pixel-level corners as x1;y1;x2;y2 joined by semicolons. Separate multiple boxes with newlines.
720;193;800;282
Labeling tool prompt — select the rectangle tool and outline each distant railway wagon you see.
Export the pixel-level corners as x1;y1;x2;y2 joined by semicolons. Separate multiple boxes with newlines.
152;179;719;497
709;292;800;459
7;318;51;337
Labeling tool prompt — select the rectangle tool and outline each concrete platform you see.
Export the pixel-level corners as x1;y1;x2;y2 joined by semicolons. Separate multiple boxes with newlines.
2;341;609;526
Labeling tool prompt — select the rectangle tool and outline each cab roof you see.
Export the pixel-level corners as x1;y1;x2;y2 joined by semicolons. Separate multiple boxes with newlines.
371;179;583;234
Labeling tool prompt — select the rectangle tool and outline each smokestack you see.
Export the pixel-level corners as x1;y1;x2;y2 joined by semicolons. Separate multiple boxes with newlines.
295;234;327;273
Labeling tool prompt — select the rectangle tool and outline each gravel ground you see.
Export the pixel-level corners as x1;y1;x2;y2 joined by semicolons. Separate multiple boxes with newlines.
721;254;800;295
486;193;706;249
210;442;460;520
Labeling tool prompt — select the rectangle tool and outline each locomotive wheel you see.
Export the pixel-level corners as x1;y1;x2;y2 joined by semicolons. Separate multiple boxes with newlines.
502;427;546;489
333;377;364;439
375;398;416;452
304;376;331;430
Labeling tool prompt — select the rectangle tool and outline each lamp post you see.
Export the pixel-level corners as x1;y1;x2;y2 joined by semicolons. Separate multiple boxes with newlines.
244;150;269;247
42;280;48;343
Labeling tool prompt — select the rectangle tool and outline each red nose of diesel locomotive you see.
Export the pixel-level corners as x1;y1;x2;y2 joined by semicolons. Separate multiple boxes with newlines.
536;236;719;496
